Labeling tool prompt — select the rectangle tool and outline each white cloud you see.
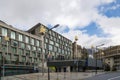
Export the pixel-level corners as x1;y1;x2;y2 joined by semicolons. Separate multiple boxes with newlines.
61;29;112;48
96;16;120;46
0;0;119;48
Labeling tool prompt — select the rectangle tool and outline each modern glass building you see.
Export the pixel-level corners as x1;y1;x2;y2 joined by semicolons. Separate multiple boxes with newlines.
0;21;73;75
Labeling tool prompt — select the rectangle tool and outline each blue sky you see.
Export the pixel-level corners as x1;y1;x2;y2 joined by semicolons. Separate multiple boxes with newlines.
0;0;120;47
99;0;120;17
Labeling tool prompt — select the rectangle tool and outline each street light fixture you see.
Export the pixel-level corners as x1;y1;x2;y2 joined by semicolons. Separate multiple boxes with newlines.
95;44;104;74
39;24;59;78
47;24;59;80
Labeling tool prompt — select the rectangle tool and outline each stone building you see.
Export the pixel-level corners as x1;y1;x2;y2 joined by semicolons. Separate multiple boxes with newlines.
95;45;120;70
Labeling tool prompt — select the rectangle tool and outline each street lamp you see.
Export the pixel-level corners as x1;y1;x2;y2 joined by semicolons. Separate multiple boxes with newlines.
95;44;104;74
101;51;104;70
47;24;59;80
39;24;59;78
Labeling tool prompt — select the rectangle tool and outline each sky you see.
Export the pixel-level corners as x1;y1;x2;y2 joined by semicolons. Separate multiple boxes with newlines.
0;0;120;48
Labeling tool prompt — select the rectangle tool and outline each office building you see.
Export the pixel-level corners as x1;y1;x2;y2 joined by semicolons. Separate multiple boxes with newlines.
0;20;73;75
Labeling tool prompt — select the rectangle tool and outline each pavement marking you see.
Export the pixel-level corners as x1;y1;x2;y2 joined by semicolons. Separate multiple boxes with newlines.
108;76;120;80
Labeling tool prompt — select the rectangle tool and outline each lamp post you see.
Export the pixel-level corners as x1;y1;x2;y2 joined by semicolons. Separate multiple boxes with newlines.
3;36;9;80
101;51;104;71
40;24;59;78
47;24;59;80
95;44;104;74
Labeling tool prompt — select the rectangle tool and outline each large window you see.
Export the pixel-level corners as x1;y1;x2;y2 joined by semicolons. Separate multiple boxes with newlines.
55;42;59;47
7;54;11;60
19;49;24;55
45;38;48;43
33;46;36;51
0;37;1;43
22;56;26;62
2;28;8;36
38;48;42;52
31;38;34;45
36;40;40;47
50;40;54;45
12;40;18;47
0;53;2;60
25;36;29;43
20;43;25;49
11;47;17;53
49;45;53;51
27;45;31;50
11;31;16;39
32;52;36;57
18;34;23;41
54;46;58;52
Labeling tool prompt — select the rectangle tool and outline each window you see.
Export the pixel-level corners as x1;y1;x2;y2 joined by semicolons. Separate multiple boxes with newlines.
0;37;1;43
55;42;59;47
19;49;24;55
53;32;55;36
45;38;48;43
11;47;17;53
27;45;31;50
14;55;18;61
50;40;54;45
32;52;36;57
29;57;32;62
12;40;18;47
11;31;16;39
58;35;61;39
58;48;61;53
0;53;2;60
7;54;11;60
34;58;37;62
49;45;53;51
54;46;58;52
18;34;23;41
36;40;40;47
31;38;34;45
33;46;36;51
22;56;26;62
38;48;42;52
2;28;8;36
25;36;29;43
21;43;25;49
26;50;30;56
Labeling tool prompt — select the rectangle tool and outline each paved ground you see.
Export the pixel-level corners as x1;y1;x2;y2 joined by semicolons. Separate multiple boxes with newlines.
1;71;105;80
85;71;120;80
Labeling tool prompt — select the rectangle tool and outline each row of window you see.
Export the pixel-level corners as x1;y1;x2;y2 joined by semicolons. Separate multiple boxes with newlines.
48;30;72;44
1;27;41;47
0;53;39;63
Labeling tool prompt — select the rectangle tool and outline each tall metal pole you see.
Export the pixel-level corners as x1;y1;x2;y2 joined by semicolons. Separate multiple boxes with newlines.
47;24;59;80
95;47;97;74
95;44;104;74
